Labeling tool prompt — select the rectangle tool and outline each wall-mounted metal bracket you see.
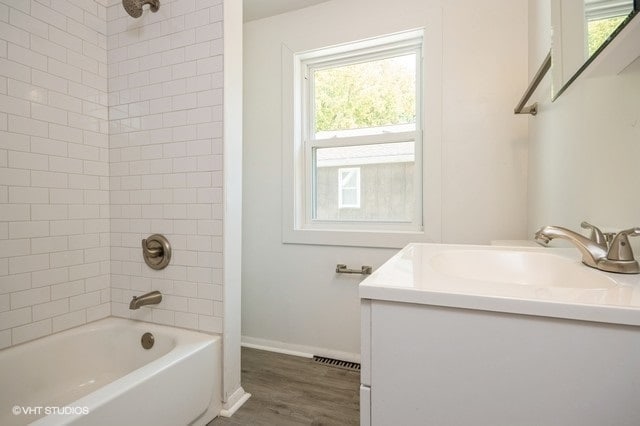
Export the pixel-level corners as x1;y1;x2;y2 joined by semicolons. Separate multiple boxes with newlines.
514;50;551;116
336;264;373;275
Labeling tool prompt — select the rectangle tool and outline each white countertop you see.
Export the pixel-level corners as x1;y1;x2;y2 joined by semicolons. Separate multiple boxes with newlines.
359;243;640;326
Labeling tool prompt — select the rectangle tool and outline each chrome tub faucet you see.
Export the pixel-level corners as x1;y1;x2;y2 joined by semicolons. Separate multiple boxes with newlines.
129;290;163;310
535;222;640;274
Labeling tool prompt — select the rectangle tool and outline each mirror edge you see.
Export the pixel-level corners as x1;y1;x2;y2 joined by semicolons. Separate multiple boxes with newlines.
552;3;640;101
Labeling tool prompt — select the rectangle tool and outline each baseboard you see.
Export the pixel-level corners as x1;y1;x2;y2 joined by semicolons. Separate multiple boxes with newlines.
219;387;251;417
241;336;361;363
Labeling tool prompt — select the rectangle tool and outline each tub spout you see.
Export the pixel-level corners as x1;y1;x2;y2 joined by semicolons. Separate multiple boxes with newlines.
129;290;162;310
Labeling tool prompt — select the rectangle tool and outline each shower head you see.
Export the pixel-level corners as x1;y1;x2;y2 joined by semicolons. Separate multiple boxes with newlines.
122;0;159;18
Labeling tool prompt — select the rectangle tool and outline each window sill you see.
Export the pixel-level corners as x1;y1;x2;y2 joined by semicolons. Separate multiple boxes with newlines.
282;227;431;249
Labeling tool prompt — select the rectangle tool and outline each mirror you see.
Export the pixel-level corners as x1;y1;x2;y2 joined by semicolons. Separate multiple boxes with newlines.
551;0;639;99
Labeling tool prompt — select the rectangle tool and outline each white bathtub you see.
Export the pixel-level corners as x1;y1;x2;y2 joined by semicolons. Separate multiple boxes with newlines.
0;318;221;426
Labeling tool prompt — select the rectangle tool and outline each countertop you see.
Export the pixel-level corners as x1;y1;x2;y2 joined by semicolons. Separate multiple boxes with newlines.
359;243;640;326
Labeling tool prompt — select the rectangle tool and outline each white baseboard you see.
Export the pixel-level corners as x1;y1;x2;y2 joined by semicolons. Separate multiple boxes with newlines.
241;336;361;363
219;387;251;417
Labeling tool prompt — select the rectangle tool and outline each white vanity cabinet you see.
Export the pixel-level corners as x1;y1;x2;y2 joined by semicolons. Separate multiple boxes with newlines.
359;243;640;426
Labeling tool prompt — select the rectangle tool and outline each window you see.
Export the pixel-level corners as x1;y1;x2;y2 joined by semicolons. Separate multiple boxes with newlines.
584;1;634;55
282;28;441;248
338;167;361;209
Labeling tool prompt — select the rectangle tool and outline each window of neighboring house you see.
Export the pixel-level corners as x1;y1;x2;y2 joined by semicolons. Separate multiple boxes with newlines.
338;167;361;209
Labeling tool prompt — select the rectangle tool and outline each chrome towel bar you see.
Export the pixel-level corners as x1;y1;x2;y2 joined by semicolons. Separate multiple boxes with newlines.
336;264;373;275
514;50;551;116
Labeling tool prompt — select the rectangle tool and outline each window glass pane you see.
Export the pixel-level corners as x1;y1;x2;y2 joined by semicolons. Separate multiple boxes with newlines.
313;53;416;139
314;142;414;222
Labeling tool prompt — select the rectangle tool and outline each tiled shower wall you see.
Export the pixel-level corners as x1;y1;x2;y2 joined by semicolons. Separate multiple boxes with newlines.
106;0;224;333
0;0;111;349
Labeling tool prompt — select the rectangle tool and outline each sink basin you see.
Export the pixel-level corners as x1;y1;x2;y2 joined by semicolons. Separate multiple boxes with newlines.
430;250;617;289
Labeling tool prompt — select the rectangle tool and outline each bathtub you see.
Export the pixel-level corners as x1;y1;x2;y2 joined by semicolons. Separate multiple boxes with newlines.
0;317;221;426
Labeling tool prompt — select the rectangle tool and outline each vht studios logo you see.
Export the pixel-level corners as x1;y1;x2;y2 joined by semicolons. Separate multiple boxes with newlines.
12;406;89;416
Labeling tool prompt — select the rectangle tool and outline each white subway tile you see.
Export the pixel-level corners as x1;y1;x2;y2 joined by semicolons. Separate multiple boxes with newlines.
50;279;84;300
198;314;222;333
31;69;68;93
196;55;222;74
31;171;68;188
49;25;83;53
195;22;222;43
31;34;67;62
11;286;50;309
152;309;174;326
33;299;69;321
31;137;68;157
67;19;97;46
0;294;8;312
8;151;47;171
30;236;68;255
49;57;82;82
0;238;29;258
0;21;30;48
49;92;82;113
7;80;47;104
0;273;30;295
0;58;30;83
0;204;29;221
52;309;85;333
32;103;68;125
197;88;223;107
50;219;84;236
31;2;67;31
8;115;48;138
7;43;47;71
0;3;8;22
12;318;52;345
174;311;197;329
69;261;100;280
50;249;84;268
0;307;32;331
9;221;49;239
8;186;48;204
86;302;109;322
49;156;83;174
31;204;68;221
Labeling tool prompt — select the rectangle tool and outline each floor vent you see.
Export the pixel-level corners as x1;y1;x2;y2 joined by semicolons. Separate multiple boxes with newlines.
313;355;361;371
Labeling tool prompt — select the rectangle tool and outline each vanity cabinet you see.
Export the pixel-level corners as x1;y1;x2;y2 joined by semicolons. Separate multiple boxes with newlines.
359;243;640;426
360;299;640;426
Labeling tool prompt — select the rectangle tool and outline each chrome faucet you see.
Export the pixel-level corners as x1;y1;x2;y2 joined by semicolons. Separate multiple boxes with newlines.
129;290;162;310
535;222;640;274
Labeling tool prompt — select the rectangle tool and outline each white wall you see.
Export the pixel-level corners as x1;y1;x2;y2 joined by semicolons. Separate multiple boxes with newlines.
243;0;529;359
0;0;111;349
106;0;225;333
527;1;640;251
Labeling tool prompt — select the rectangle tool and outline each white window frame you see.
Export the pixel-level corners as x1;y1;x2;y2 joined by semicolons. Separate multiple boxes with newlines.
338;167;361;209
281;26;443;248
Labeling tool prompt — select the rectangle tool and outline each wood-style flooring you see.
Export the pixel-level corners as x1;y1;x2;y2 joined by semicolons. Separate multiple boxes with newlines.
209;347;360;425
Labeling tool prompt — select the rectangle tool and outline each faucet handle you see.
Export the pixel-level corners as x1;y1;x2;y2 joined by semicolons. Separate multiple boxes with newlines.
580;221;607;246
607;227;640;261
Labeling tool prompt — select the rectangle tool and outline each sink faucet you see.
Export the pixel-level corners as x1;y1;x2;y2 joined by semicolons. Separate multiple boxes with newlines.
535;223;640;274
129;290;162;310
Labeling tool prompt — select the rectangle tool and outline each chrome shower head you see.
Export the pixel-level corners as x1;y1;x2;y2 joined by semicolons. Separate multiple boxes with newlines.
122;0;159;18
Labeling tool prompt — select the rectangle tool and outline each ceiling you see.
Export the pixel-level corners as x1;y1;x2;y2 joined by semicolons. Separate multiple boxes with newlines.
243;0;331;22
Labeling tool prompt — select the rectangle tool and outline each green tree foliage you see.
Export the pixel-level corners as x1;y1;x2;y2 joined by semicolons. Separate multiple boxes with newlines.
314;55;416;133
588;16;625;56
